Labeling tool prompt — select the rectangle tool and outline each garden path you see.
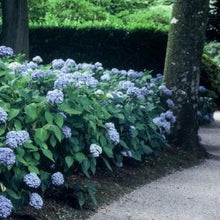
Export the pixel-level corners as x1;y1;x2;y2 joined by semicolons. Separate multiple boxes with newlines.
88;112;220;220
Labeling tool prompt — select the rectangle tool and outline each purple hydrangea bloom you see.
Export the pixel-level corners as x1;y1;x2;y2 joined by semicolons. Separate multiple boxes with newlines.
0;107;8;123
121;150;132;158
197;111;202;117
27;61;38;70
24;173;41;188
32;56;43;64
52;59;65;69
46;89;64;104
51;172;64;186
198;86;207;93
6;131;30;148
32;70;46;80
118;81;135;90
0;147;16;166
61;125;72;138
105;122;120;145
166;99;175;108
165;110;176;123
153;116;171;134
29;193;43;209
65;59;76;68
159;85;173;96
90;144;102;157
0;46;13;58
0;195;13;218
86;77;98;88
100;73;111;81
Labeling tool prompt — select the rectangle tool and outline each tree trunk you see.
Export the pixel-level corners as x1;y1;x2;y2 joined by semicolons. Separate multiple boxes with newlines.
164;0;209;150
1;0;29;58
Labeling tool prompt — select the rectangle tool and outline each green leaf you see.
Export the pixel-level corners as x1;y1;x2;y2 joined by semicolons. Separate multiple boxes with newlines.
42;149;54;162
77;192;85;208
45;111;53;124
0;125;6;135
33;152;40;161
47;125;62;142
8;109;20;121
60;103;83;115
103;146;113;158
74;152;86;163
35;128;48;143
101;157;112;171
14;120;22;130
82;159;90;178
88;186;97;206
54;114;64;128
49;134;57;147
7;189;20;200
65;156;74;168
25;104;37;121
28;166;40;174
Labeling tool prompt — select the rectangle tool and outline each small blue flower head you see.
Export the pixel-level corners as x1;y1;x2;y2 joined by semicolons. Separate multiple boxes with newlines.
0;107;8;123
0;46;13;58
51;172;64;186
6;131;30;149
65;59;76;68
198;86;206;93
24;173;41;188
32;70;46;80
105;122;120;145
166;99;175;108
0;195;13;218
52;59;65;69
90;144;102;157
165;110;176;123
100;73;111;81
121;150;132;158
46;89;64;104
159;85;173;96
27;61;38;70
61;125;72;139
0;147;16;166
29;193;43;210
32;56;43;64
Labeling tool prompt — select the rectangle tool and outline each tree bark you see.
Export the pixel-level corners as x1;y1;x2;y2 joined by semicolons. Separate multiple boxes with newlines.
164;0;210;150
1;0;29;58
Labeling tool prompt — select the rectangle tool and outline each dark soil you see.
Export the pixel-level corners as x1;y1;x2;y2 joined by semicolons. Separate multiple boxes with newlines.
9;147;207;220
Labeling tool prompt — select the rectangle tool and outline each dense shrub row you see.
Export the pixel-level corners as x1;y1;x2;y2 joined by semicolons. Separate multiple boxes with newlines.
0;46;214;218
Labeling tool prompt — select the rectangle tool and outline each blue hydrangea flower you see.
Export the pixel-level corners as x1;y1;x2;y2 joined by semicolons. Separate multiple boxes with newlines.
118;81;135;90
46;89;64;104
159;85;173;96
100;73;111;81
29;193;43;209
51;172;64;186
165;110;176;123
0;147;16;166
0;195;13;218
24;173;41;188
0;46;13;58
166;99;175;108
65;59;76;68
0;107;8;123
90;144;102;157
198;86;207;93
52;59;65;69
105;123;120;145
86;77;98;88
6;131;30;148
32;56;43;64
32;70;46;80
121;150;132;158
61;126;72;139
27;61;38;70
153;116;171;134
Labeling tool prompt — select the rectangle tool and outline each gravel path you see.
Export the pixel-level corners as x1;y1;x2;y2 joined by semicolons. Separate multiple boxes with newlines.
88;112;220;220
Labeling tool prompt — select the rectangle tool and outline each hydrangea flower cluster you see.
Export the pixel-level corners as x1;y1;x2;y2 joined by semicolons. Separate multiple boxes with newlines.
105;122;120;145
0;46;13;58
159;85;173;96
32;70;47;80
27;61;38;70
23;173;41;188
121;150;133;157
90;144;102;157
46;89;64;104
61;125;72;139
153;111;176;134
51;172;64;186
32;56;43;64
0;147;16;166
52;59;65;69
0;195;13;218
29;193;43;209
166;99;175;108
198;86;207;93
6;131;30;148
0;107;8;123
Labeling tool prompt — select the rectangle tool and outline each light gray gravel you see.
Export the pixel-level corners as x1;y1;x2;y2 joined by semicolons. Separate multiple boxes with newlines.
88;114;220;220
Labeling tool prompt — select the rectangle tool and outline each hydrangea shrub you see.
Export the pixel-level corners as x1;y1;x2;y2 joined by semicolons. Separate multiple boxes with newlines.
0;46;214;218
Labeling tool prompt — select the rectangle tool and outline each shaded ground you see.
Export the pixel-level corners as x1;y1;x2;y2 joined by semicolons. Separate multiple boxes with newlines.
87;116;220;220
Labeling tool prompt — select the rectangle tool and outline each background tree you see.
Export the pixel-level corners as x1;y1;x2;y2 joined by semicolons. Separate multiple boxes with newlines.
1;0;29;57
164;0;210;150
